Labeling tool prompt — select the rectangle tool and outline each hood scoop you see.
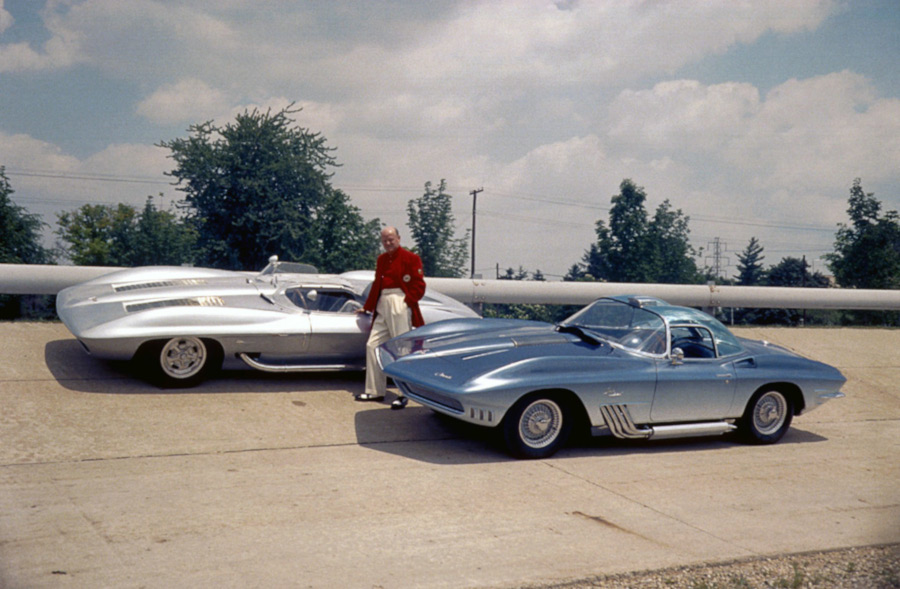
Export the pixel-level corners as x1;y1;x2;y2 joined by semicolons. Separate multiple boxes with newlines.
509;332;570;347
114;278;208;292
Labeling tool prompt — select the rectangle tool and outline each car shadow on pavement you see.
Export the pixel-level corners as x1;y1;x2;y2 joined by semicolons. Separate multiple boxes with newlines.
563;426;828;459
353;407;514;465
353;406;829;465
44;339;364;395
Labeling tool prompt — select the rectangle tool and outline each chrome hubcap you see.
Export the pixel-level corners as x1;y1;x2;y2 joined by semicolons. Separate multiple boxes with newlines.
161;337;206;379
519;399;563;449
754;391;787;435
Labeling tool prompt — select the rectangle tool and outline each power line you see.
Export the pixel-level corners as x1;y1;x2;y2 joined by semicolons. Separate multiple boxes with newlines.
6;167;841;235
7;168;172;186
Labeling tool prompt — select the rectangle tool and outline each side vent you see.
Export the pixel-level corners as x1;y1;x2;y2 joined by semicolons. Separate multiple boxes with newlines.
114;279;208;292
125;296;225;313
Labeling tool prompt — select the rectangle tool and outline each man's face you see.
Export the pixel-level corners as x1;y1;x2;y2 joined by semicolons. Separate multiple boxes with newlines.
381;230;400;254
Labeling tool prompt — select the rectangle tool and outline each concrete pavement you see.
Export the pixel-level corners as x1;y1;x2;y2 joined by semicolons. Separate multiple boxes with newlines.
0;323;898;588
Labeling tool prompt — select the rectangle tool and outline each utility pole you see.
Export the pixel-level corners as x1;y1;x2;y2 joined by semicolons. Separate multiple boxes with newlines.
470;187;483;278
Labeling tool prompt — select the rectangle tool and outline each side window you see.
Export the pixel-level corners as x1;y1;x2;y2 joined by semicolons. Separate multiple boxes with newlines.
285;288;361;313
285;288;308;310
315;291;362;313
670;325;717;359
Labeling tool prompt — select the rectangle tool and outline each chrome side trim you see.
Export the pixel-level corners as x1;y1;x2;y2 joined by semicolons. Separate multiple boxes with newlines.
238;353;363;373
649;422;736;439
817;391;845;400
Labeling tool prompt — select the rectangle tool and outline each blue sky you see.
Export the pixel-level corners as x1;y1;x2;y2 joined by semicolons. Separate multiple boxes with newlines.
1;0;898;278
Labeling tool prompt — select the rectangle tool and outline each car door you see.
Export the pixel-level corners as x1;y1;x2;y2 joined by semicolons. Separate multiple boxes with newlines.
650;324;737;422
300;287;371;363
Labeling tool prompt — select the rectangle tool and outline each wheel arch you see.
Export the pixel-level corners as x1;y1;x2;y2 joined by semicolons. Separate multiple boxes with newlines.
751;382;805;415
134;336;225;364
504;388;591;434
133;336;225;388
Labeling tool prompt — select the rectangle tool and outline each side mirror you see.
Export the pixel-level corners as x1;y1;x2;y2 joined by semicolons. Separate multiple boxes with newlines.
671;347;684;365
306;289;318;302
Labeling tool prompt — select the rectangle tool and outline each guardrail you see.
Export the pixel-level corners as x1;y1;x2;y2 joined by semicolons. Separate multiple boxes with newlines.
2;263;899;310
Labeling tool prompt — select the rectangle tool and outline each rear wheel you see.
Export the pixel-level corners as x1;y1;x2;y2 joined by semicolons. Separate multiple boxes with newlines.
137;337;221;388
739;388;793;444
503;394;572;459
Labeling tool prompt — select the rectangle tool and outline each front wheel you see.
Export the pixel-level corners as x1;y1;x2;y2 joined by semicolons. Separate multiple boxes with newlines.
136;337;221;388
739;389;793;444
503;395;572;459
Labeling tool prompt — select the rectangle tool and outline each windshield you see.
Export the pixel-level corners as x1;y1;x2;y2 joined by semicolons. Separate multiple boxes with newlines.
561;299;666;355
259;261;319;275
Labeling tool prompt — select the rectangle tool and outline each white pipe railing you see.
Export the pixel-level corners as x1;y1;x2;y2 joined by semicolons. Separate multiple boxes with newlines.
2;263;899;310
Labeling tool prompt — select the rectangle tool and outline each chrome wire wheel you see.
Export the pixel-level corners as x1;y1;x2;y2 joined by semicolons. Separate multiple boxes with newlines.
517;398;564;450
740;388;793;444
752;390;788;436
160;337;207;380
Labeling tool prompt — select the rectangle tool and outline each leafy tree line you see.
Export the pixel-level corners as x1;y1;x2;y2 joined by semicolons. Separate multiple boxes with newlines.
0;167;53;317
1;104;897;325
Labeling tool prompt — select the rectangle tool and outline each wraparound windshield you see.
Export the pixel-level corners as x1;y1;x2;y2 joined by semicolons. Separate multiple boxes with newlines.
561;299;667;355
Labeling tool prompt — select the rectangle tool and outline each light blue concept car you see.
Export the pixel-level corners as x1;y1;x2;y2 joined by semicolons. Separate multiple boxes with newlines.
378;296;846;459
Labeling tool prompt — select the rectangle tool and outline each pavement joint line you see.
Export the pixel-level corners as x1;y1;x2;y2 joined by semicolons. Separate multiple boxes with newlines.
0;436;465;469
541;460;758;555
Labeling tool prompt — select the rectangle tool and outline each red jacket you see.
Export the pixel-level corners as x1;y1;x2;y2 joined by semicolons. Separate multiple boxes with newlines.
363;247;426;327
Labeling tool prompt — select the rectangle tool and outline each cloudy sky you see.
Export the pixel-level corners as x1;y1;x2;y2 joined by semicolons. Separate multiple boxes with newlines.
1;0;898;279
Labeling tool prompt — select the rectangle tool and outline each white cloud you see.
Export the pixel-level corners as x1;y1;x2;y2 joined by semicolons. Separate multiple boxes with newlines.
0;1;82;72
0;131;175;217
0;131;80;171
136;79;230;125
0;3;13;34
605;71;900;197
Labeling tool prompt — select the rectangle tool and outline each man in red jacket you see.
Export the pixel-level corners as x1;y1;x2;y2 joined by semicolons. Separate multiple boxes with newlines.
356;226;425;409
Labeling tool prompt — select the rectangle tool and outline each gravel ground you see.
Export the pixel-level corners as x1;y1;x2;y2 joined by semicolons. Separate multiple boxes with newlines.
519;544;900;589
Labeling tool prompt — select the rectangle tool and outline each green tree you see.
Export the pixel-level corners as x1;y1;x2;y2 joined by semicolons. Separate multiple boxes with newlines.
563;264;586;281
734;237;766;285
484;266;562;322
311;189;381;273
757;256;831;325
731;237;767;324
406;179;469;277
647;199;701;283
132;197;197;266
582;179;699;283
161;104;373;271
0;167;51;265
56;198;195;266
827;178;900;290
0;167;54;318
56;203;138;266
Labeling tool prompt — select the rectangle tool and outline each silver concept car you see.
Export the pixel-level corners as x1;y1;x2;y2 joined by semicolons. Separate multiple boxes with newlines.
56;258;479;387
378;296;846;459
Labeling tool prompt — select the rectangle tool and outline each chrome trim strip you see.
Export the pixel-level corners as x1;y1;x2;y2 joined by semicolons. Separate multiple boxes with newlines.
239;353;363;373
817;391;845;400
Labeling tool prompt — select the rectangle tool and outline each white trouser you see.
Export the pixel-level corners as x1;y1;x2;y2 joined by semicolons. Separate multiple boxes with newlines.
364;289;412;397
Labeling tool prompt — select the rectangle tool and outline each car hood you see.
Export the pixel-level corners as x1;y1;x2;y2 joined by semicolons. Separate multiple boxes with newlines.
379;318;620;392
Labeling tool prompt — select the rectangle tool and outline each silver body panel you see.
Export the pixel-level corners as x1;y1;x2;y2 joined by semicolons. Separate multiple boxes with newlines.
57;263;479;372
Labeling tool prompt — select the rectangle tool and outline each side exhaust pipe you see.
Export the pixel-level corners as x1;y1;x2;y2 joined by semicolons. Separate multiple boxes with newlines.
600;404;736;440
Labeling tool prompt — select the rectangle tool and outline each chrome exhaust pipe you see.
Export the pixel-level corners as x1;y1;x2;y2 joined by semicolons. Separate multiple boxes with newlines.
600;404;736;440
239;353;363;373
648;422;736;439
